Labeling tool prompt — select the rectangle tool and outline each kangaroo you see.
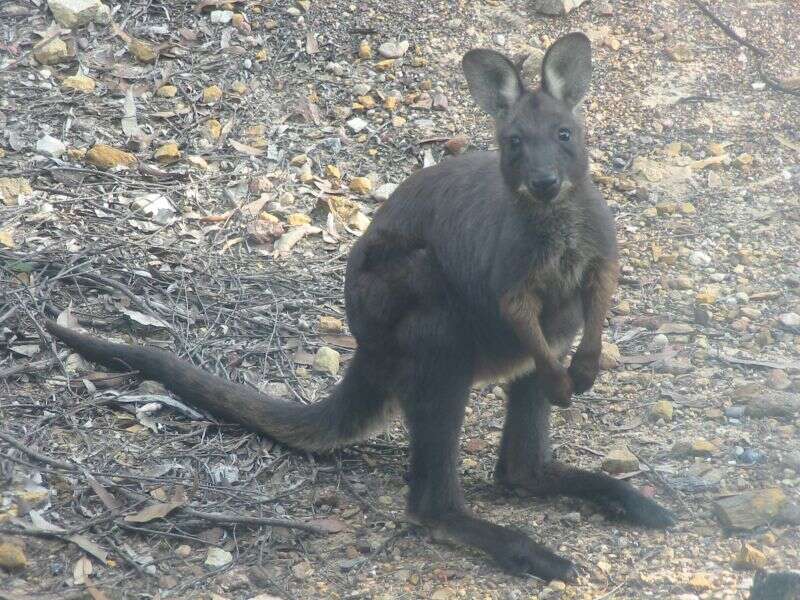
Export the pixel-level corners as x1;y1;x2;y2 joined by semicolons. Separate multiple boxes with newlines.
44;32;674;581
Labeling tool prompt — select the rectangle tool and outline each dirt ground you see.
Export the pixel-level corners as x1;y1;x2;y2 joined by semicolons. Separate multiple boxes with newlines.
1;0;800;598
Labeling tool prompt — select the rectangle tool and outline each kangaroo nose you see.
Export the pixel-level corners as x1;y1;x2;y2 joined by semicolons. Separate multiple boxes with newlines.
529;175;559;195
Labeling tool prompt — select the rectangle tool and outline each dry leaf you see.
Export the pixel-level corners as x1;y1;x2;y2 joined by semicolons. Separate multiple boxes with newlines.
306;32;319;54
124;487;186;523
73;556;93;585
273;225;321;257
229;139;265;156
56;305;81;329
120;308;170;329
0;228;15;248
121;88;141;138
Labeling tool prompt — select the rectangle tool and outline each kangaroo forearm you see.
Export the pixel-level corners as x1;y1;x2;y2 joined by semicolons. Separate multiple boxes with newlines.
577;259;619;355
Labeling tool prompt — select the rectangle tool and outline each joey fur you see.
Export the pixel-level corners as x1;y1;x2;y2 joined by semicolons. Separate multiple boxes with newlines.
45;32;674;581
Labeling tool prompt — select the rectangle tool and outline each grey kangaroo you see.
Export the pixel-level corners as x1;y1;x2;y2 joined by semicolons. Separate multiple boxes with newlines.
45;32;674;581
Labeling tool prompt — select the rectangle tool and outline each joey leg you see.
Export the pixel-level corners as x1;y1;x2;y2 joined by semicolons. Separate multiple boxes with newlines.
496;373;675;529
402;357;575;581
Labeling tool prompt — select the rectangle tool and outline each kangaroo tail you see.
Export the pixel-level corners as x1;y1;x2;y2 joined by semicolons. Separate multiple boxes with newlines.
44;321;392;452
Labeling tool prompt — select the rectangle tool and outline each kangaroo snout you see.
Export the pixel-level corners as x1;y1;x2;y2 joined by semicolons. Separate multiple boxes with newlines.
527;173;561;200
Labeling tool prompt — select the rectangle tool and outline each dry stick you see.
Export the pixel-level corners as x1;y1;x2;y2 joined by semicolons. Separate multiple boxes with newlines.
0;430;329;536
0;353;67;379
688;0;800;97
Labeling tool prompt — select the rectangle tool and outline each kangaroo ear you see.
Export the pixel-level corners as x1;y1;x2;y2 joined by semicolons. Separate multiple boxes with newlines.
462;49;525;119
541;32;592;110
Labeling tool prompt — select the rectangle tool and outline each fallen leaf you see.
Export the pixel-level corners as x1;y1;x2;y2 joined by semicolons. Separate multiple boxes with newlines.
273;225;321;257
73;556;93;585
229;139;265;156
120;308;170;329
124;487;186;523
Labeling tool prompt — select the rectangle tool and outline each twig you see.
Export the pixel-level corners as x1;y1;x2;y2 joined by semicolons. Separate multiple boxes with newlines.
0;352;67;379
180;507;329;535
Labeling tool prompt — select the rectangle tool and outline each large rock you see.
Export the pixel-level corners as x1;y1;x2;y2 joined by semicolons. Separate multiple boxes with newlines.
535;0;588;15
602;445;639;474
48;0;110;28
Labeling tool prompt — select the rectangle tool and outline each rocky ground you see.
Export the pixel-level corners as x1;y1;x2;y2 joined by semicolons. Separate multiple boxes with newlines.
1;0;799;598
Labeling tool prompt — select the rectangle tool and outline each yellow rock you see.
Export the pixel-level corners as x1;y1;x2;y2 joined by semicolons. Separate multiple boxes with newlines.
663;141;682;157
691;438;717;455
205;119;222;140
695;287;719;305
384;96;399;111
202;85;223;104
734;543;767;570
287;213;311;226
349;177;372;194
602;446;639;474
656;201;677;215
85;144;137;169
599;341;621;370
68;147;86;161
255;48;268;61
0;177;33;207
156;85;177;98
290;154;308;166
0;228;14;248
319;316;344;333
128;38;157;63
0;543;26;571
735;153;754;168
349;211;371;232
357;95;376;110
33;37;70;65
648;400;674;421
62;74;96;93
679;202;696;215
153;142;181;163
689;573;713;591
392;116;406;128
375;59;395;71
259;212;279;223
230;81;248;95
358;40;372;59
325;165;341;179
707;142;726;156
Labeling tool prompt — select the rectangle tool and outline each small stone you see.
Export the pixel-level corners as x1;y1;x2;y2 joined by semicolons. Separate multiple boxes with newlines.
597;1;613;15
205;119;222;140
0;543;27;571
325;165;341;179
689;573;713;591
36;134;66;157
679;202;696;215
432;93;449;111
358;40;372;59
778;312;800;329
0;178;33;206
127;38;157;63
535;0;588;15
695;287;719;305
734;543;767;570
349;211;371;232
62;73;95;93
735;153;754;168
290;154;308;166
766;370;792;391
378;40;409;59
356;95;375;110
598;342;621;370
255;48;268;62
443;135;469;155
313;347;340;376
175;545;192;558
202;85;223;104
230;81;248;95
153;142;181;164
648;400;674;422
707;142;726;156
391;116;406;128
666;43;695;62
714;488;787;530
374;59;395;71
319;316;344;333
383;96;399;111
85;144;137;169
650;333;669;350
205;547;232;568
672;438;717;457
264;382;291;398
373;183;397;202
349;177;372;195
602;445;639;474
48;0;108;28
210;9;234;23
689;250;712;266
347;117;368;133
33;37;70;65
287;213;311;226
549;580;567;592
291;562;313;580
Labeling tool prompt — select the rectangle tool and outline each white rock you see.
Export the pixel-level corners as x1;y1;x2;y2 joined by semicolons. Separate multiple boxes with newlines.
372;183;398;202
210;10;234;23
346;117;368;133
36;135;66;157
535;0;588;15
377;40;409;59
48;0;109;27
688;250;712;266
779;312;800;329
313;346;340;376
650;333;669;350
205;547;232;568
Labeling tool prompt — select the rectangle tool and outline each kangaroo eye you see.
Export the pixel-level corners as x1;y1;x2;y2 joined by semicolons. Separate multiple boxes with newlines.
509;135;522;149
558;127;571;142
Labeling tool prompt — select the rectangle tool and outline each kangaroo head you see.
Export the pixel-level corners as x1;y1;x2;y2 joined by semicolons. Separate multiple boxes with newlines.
462;32;592;203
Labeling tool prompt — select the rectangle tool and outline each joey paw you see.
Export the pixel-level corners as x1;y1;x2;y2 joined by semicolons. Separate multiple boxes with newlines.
567;353;600;394
541;368;573;407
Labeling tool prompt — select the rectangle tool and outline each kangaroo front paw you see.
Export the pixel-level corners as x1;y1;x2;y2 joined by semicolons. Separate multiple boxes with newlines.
567;352;600;394
540;367;574;407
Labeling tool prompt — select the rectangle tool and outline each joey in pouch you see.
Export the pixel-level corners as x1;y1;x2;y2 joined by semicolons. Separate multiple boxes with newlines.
45;32;674;581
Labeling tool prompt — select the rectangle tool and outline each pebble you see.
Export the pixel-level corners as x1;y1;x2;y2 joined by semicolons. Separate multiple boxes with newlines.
689;250;712;266
205;547;232;567
210;10;234;23
648;400;674;421
377;40;409;59
373;183;397;201
62;73;96;93
346;116;368;133
766;369;792;391
602;445;639;473
313;346;340;376
175;544;192;558
349;177;373;194
0;543;27;570
48;0;110;28
778;312;800;329
725;406;746;418
650;333;669;350
36;134;66;157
